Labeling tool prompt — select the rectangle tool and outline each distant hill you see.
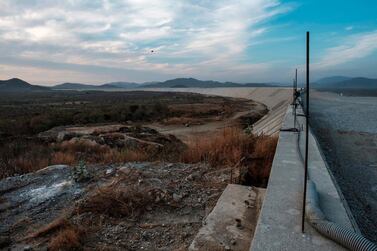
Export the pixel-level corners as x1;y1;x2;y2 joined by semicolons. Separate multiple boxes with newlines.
52;83;100;90
142;78;272;88
101;82;140;89
52;78;274;90
0;78;49;92
315;76;351;85
53;82;141;90
314;77;377;89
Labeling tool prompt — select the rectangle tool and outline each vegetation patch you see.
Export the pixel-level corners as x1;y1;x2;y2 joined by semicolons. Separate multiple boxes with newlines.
180;127;278;187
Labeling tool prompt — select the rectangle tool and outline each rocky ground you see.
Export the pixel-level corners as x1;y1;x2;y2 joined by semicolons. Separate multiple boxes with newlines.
38;124;185;157
0;161;231;250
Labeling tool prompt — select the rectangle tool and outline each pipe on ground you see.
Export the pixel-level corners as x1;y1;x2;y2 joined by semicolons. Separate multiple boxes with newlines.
306;180;377;251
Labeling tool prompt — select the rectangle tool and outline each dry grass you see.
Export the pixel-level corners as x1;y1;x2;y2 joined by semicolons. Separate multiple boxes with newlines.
163;116;196;125
180;127;255;167
77;171;157;218
240;135;278;187
51;152;76;166
78;185;152;218
180;127;278;187
52;140;150;164
0;139;52;178
0;139;151;178
1;127;277;188
48;226;82;251
28;216;84;251
28;217;69;239
12;157;50;174
39;140;148;170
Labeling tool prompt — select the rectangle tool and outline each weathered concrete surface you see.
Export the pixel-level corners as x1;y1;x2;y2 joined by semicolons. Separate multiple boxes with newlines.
250;105;356;251
143;87;292;136
189;184;265;251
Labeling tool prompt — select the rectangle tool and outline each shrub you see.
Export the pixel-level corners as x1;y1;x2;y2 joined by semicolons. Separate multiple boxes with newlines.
72;160;90;182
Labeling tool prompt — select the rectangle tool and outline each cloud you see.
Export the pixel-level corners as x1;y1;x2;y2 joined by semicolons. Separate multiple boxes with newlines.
314;30;377;69
0;0;291;84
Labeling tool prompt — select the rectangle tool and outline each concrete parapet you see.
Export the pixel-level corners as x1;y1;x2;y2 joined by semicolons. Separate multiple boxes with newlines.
250;105;355;251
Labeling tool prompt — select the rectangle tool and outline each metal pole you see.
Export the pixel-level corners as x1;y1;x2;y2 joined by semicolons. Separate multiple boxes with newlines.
294;69;297;128
302;31;310;233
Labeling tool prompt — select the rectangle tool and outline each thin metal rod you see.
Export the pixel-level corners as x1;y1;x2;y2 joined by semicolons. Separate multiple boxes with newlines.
294;68;297;128
302;31;310;233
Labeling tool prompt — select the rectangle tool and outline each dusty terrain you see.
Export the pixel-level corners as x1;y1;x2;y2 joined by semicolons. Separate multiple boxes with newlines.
310;90;377;242
0;88;290;250
0;91;266;179
0;162;229;250
144;87;292;136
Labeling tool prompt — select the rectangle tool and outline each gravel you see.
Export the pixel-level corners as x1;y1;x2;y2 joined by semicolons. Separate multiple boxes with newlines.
310;90;377;242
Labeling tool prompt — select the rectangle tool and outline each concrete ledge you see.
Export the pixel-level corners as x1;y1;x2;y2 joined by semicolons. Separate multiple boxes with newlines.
250;106;354;251
189;184;265;251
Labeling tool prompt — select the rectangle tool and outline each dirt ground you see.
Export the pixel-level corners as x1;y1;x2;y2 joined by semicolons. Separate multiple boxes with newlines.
0;162;231;250
148;102;267;142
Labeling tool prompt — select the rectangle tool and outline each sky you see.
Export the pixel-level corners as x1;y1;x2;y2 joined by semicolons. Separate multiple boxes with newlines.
0;0;376;85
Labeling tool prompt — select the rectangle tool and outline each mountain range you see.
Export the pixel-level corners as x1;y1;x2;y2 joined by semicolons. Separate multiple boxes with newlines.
0;77;275;92
53;82;140;90
1;76;377;92
314;77;377;89
141;78;272;88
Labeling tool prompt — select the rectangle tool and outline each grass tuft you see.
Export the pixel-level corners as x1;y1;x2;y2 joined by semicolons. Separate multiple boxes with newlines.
48;226;83;251
180;127;278;187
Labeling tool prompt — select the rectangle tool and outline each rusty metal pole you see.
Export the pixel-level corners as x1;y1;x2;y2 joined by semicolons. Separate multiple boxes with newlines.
302;31;310;233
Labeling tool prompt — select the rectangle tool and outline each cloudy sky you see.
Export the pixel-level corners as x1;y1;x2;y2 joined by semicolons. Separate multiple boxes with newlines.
0;0;376;85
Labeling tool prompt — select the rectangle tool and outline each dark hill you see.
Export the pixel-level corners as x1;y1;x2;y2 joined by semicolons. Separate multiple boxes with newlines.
52;83;99;90
101;82;140;89
0;78;49;92
314;77;377;89
53;82;140;90
142;78;272;88
315;76;351;86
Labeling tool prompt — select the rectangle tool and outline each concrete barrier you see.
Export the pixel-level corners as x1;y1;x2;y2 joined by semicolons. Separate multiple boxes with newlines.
250;105;356;251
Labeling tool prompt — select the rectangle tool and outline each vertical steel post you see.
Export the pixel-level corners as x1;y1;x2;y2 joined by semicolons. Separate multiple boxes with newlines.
302;31;310;233
294;68;297;128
